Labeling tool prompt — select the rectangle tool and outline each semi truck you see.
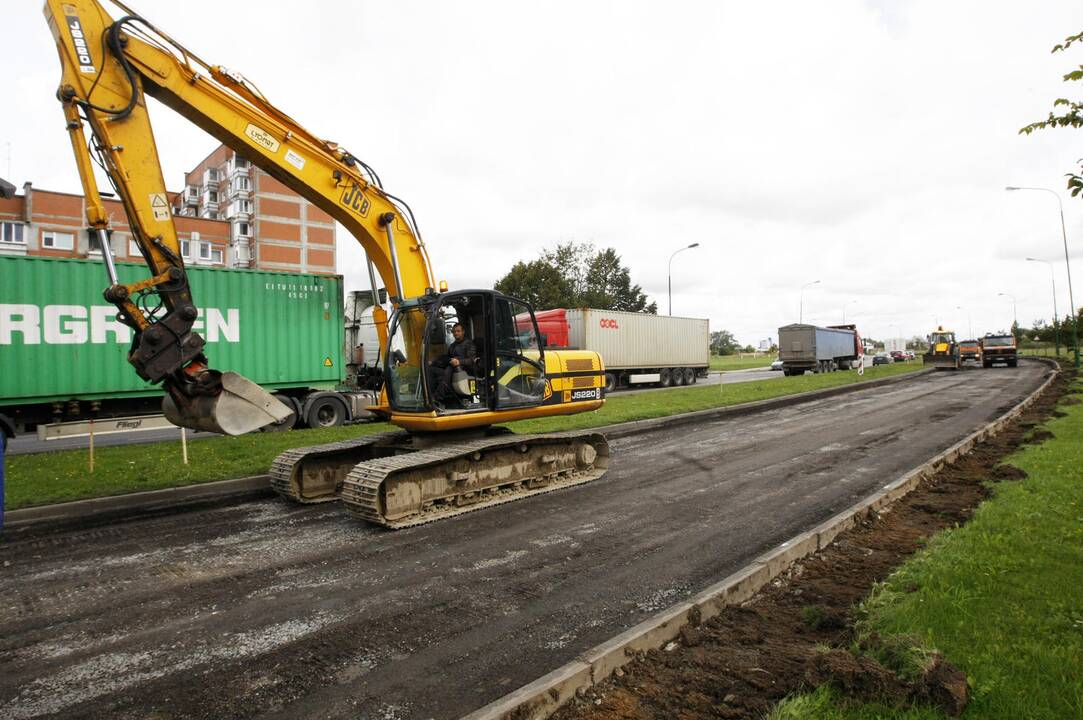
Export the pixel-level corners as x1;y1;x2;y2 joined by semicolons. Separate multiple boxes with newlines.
778;323;863;376
533;308;710;391
0;255;378;441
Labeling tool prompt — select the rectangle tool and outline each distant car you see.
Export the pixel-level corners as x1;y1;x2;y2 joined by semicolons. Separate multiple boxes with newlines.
770;359;784;371
890;350;905;362
905;350;915;360
873;353;891;366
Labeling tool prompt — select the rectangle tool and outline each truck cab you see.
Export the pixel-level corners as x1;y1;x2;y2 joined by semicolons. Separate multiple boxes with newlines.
980;333;1018;368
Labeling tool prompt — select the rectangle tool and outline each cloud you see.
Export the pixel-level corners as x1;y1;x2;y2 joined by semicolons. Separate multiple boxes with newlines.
5;0;1083;345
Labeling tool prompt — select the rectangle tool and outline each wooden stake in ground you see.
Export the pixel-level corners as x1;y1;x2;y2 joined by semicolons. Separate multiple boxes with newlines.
181;426;188;465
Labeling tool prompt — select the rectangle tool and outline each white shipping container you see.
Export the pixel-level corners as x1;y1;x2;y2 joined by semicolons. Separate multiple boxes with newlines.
564;309;710;370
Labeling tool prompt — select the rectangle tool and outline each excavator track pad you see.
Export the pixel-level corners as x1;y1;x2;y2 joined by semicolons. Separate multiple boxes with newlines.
269;430;610;528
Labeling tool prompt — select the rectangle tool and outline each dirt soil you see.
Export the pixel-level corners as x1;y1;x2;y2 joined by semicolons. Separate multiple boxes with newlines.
556;363;1072;720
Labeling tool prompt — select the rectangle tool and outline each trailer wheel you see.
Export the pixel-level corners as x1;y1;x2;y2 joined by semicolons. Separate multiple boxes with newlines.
685;368;697;385
658;368;673;387
264;394;299;432
305;394;348;428
604;372;618;393
671;368;686;386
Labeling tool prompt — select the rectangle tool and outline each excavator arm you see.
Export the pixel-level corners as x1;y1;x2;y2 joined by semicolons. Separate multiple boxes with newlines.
43;0;436;433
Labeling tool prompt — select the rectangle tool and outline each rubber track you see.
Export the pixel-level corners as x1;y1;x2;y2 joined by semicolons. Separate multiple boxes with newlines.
339;431;609;529
268;431;407;503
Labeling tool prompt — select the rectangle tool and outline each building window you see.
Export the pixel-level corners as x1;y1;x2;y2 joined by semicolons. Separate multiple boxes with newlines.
207;168;218;181
187;186;198;198
233;176;251;192
198;241;211;260
211;249;224;264
181;239;190;258
42;230;75;250
208;190;218;203
235;221;251;237
234;156;249;169
129;239;142;257
1;222;26;245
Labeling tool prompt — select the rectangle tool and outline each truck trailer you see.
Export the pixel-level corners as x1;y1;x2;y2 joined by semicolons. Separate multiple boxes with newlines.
778;323;863;376
0;255;377;441
533;308;710;391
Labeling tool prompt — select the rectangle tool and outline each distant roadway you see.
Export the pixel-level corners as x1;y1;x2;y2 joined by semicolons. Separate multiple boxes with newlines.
0;361;1044;720
7;362;827;455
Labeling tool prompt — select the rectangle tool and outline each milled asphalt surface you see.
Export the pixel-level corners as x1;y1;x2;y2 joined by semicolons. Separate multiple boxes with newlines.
0;363;1044;720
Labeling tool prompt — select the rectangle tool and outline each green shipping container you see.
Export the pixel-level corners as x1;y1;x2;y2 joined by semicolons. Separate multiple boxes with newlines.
0;255;345;406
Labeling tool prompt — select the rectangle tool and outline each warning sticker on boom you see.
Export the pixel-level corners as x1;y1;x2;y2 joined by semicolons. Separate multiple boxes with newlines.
149;193;170;221
284;149;306;171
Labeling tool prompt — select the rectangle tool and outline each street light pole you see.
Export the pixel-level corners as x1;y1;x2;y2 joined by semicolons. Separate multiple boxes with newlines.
1006;186;1079;367
955;305;972;339
667;243;700;316
998;292;1017;336
799;279;821;324
1026;257;1060;355
842;299;857;324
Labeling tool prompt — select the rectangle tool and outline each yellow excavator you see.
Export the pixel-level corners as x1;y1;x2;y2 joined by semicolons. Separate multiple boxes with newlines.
923;326;961;371
44;0;609;528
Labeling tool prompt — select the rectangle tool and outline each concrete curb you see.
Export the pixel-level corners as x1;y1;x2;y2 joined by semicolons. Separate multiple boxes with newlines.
602;367;933;440
460;359;1059;720
2;475;272;534
3;368;932;533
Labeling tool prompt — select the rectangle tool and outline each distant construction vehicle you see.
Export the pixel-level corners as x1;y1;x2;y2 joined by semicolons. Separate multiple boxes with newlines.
777;323;863;376
923;327;961;370
980;333;1018;368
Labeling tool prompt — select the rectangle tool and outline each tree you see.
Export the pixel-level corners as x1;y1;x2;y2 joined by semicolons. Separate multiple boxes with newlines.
496;241;658;313
710;330;740;355
494;260;575;310
581;248;657;313
1020;31;1083;198
540;242;594;300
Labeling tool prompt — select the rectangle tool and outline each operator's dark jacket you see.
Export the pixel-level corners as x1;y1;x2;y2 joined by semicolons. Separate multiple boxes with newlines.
446;338;478;370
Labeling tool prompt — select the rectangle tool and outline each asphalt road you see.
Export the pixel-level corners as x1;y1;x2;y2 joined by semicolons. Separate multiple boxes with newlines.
0;362;1043;720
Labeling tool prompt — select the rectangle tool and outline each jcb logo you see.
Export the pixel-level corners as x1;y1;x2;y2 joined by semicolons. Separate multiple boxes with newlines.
340;185;370;217
599;319;618;329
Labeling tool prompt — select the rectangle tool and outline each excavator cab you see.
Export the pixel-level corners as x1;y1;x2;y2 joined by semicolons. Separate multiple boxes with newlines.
384;290;548;416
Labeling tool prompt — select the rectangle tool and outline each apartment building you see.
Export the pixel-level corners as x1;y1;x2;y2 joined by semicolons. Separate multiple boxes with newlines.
172;144;336;273
0;182;230;266
0;143;336;274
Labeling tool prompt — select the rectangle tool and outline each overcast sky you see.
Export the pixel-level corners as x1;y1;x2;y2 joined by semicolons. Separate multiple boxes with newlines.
4;1;1082;345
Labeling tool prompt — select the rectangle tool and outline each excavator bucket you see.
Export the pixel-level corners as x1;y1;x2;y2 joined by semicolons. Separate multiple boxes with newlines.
163;372;292;435
922;352;959;371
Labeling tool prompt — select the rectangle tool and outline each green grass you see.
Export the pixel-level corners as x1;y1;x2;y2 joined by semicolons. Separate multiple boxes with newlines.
4;362;924;510
770;378;1083;720
710;354;775;371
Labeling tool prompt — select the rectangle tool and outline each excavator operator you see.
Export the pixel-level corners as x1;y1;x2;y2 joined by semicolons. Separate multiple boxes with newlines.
428;323;478;407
